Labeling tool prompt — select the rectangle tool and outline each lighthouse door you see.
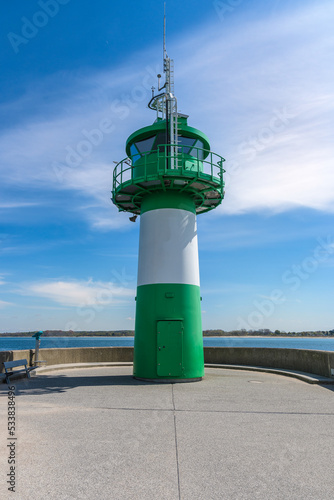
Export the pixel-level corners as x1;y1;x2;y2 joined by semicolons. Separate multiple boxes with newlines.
157;321;183;376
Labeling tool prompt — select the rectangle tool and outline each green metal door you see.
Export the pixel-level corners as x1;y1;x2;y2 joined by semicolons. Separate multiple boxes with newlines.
157;320;183;376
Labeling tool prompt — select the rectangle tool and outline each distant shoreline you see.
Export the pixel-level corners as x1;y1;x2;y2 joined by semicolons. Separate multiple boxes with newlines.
206;335;332;339
1;333;333;338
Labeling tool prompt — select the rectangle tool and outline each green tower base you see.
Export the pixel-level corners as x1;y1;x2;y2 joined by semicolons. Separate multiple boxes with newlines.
133;283;204;382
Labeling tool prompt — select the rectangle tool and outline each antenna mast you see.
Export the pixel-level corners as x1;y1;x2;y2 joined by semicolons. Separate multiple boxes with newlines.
163;2;166;61
162;3;173;97
148;3;178;166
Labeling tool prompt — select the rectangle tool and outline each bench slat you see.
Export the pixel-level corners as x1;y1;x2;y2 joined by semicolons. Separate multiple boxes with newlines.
4;359;28;369
2;359;36;384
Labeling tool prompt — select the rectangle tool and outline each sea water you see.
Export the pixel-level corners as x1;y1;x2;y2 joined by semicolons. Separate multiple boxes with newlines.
1;336;334;351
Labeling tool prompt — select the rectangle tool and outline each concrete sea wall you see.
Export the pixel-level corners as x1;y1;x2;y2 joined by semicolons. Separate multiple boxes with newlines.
1;346;334;378
0;347;134;372
204;347;334;378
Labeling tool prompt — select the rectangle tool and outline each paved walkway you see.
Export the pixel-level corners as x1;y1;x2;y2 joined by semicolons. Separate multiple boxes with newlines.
1;366;333;500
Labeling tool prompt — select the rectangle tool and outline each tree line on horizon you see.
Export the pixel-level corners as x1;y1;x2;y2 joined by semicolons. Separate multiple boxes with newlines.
2;329;334;337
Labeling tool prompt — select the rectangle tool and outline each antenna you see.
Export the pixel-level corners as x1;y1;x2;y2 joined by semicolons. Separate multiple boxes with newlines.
147;2;178;164
163;2;167;61
162;3;173;96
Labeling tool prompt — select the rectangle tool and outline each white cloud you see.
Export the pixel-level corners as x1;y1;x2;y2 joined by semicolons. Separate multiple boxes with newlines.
0;0;333;226
20;279;135;307
0;300;12;308
202;283;260;295
87;212;134;231
0;202;39;209
173;3;334;216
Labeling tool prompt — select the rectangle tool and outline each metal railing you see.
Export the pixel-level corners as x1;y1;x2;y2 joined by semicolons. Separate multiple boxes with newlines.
113;144;225;193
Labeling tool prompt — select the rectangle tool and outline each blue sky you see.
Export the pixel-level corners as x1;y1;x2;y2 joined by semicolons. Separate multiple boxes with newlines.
0;0;333;333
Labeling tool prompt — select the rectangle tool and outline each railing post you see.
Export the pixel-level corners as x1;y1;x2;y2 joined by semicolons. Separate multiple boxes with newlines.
209;152;212;178
220;158;222;181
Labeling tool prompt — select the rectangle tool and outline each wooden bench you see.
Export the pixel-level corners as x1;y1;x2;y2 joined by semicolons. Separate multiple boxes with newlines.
3;359;36;384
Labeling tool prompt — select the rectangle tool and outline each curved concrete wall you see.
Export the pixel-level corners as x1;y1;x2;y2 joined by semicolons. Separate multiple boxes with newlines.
0;347;134;373
1;346;334;378
204;347;334;378
0;350;32;370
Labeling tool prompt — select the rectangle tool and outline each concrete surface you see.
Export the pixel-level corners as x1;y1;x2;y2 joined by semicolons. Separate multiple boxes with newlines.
0;365;333;500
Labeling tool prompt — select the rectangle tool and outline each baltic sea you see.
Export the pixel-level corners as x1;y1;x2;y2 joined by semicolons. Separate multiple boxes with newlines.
1;336;334;351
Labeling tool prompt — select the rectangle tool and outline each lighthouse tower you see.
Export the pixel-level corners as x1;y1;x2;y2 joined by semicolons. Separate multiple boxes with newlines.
112;22;225;382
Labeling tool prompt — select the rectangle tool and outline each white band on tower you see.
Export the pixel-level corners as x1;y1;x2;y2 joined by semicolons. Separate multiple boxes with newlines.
137;208;200;287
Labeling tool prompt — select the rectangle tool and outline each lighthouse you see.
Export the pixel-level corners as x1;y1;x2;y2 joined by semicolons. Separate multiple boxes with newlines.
112;21;225;382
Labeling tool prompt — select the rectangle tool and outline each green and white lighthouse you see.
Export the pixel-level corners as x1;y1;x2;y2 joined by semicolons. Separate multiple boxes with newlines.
112;24;225;382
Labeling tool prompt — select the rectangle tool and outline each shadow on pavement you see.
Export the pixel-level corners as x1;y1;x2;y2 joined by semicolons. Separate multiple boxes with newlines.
318;383;334;393
2;369;334;396
1;373;164;396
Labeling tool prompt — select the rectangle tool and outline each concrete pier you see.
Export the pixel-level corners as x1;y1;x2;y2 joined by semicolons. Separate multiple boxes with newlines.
0;364;333;499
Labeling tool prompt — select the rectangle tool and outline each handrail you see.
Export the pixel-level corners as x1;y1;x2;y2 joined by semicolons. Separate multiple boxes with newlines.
113;144;225;193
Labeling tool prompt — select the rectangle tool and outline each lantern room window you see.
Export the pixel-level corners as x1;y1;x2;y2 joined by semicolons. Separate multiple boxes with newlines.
129;133;205;162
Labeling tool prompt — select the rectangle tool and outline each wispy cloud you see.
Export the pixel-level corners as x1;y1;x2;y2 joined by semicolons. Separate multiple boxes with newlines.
0;202;40;209
201;283;260;295
19;279;135;307
0;61;156;229
175;2;334;216
0;1;333;229
0;300;12;308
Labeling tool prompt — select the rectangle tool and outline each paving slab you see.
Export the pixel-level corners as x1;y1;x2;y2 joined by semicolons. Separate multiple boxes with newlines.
0;366;333;500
